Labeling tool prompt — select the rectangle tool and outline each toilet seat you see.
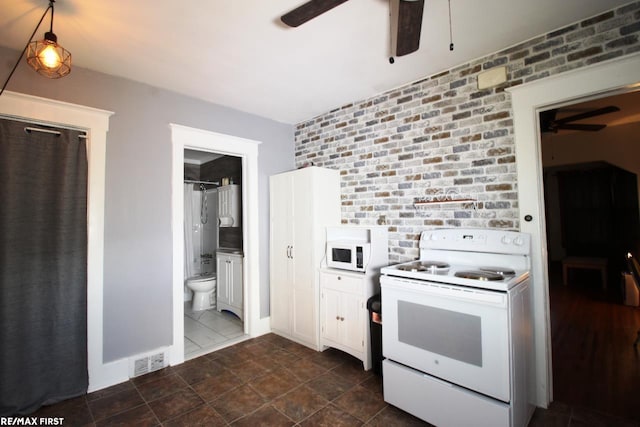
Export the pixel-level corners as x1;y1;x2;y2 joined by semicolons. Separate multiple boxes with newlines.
187;273;216;283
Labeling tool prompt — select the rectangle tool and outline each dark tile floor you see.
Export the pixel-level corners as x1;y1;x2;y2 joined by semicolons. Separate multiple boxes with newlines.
26;333;640;426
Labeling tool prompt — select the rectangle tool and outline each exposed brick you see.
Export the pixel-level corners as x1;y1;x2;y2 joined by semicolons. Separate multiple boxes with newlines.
567;46;603;61
486;184;513;191
422;94;442;104
453;111;472;120
292;2;639;256
484;111;510;122
472;158;495;167
461;134;482;143
460;64;481;77
524;51;551;65
423;156;443;164
581;11;614;27
621;21;640;36
548;24;579;38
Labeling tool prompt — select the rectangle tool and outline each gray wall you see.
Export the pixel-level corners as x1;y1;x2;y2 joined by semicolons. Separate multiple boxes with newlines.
0;45;294;362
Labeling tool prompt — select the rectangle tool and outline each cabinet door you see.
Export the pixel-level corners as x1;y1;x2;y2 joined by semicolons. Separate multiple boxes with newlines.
321;288;341;343
230;256;243;310
269;173;293;333
216;255;230;304
290;174;317;343
342;293;365;352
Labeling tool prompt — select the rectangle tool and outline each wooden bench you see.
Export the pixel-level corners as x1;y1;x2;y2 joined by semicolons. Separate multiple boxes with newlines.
562;256;608;289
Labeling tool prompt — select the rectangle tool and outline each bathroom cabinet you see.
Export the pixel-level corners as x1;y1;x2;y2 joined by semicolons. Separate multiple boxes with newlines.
269;166;340;350
216;252;243;320
218;184;240;227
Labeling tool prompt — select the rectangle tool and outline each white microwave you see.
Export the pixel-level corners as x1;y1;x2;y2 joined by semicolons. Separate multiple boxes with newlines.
326;240;370;272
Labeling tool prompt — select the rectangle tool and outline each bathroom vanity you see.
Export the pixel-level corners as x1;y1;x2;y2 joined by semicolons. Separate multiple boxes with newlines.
216;249;243;320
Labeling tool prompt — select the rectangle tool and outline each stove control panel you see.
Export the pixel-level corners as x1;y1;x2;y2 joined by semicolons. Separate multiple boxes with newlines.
420;228;531;255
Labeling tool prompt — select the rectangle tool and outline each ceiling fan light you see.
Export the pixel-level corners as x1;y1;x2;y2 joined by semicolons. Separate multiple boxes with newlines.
26;31;71;79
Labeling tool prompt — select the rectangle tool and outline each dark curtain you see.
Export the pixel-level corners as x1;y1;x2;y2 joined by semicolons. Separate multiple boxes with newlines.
0;118;88;415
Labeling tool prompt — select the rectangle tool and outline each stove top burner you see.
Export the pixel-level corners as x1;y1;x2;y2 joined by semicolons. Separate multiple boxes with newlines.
396;261;450;273
480;266;516;276
421;261;450;269
396;262;428;272
454;270;504;281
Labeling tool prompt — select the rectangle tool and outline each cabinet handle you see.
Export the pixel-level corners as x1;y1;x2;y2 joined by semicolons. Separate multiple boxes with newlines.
286;246;290;258
290;245;293;259
336;316;340;320
337;276;341;280
340;317;345;321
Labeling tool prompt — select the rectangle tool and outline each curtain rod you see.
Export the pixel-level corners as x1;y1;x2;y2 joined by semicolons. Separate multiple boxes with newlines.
184;179;219;186
24;126;87;138
1;113;88;134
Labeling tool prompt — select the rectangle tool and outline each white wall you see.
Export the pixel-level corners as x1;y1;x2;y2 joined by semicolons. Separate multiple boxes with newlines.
0;45;294;363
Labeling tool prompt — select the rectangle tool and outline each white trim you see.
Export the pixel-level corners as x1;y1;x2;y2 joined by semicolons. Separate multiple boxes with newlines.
0;91;115;392
170;124;265;366
507;53;640;408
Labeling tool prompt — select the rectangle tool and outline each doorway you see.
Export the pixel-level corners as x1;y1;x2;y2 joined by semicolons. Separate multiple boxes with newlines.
183;149;245;359
169;124;263;366
508;53;640;408
539;91;640;420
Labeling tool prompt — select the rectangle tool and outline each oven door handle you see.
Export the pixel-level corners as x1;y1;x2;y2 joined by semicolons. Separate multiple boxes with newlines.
381;277;508;308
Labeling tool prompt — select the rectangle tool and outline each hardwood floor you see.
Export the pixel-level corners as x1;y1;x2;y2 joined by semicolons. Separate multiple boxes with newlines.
548;263;640;422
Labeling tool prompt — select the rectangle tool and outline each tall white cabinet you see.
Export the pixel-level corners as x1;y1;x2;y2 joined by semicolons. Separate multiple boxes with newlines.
269;166;340;350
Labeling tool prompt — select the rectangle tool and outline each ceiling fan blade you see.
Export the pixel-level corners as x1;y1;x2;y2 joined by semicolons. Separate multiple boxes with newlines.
554;105;620;125
396;0;425;56
281;0;350;27
557;123;607;132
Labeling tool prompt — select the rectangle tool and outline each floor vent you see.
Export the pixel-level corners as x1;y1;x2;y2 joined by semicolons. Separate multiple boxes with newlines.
130;350;167;377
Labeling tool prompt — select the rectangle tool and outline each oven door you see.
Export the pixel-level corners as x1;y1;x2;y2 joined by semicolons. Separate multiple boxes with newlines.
381;275;511;402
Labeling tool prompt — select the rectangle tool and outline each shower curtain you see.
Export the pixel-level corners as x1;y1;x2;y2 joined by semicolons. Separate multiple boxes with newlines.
0;118;88;415
184;183;195;279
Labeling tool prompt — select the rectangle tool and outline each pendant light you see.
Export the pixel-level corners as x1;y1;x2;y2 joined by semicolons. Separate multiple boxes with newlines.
26;0;72;78
0;0;71;97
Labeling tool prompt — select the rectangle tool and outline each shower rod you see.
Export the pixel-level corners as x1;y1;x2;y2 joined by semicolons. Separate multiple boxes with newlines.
184;179;220;186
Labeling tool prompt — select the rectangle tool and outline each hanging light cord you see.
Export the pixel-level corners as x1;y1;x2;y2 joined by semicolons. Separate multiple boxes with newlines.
448;0;454;51
0;1;54;97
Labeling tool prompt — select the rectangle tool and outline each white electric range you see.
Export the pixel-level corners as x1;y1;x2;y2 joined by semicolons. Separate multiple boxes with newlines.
381;228;535;427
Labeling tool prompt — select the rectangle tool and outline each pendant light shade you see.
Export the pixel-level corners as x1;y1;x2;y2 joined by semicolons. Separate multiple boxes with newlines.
26;31;71;79
0;0;73;96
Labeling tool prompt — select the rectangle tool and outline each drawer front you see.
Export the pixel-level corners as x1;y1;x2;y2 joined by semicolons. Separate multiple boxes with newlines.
383;360;510;427
320;271;363;294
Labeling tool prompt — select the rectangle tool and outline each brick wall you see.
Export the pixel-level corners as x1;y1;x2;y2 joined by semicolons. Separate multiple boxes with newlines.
294;2;640;262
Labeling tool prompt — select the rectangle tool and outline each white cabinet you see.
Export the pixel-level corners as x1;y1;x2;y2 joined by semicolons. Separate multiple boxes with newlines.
218;184;240;227
269;167;340;350
216;252;243;320
320;269;372;369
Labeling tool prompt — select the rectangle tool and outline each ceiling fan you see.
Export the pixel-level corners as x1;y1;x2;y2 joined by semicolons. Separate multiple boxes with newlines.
280;0;425;57
539;105;620;133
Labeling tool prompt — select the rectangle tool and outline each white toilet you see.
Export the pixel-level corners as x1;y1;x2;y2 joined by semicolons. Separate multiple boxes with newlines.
186;273;217;311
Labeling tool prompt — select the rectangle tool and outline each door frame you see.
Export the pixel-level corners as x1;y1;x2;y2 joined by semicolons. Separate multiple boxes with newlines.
507;53;640;407
169;124;265;365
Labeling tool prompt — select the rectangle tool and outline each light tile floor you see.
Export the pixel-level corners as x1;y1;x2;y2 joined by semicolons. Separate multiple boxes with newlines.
184;301;245;360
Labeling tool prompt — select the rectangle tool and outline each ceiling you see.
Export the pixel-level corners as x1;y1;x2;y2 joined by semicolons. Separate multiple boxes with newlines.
0;0;633;124
542;90;640;134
